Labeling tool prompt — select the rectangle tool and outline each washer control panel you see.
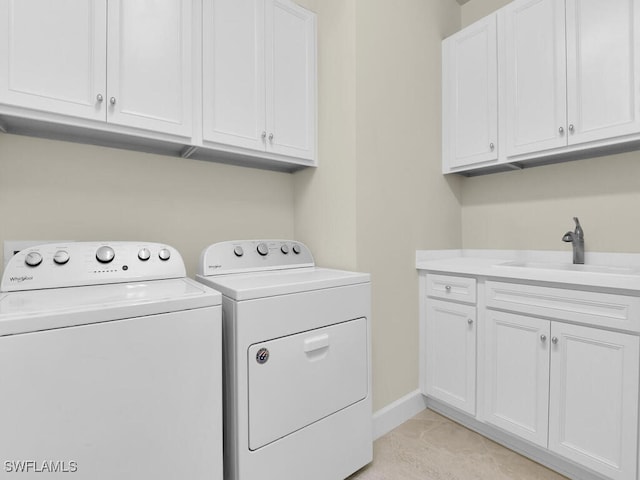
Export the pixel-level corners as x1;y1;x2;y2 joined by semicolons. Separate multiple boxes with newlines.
198;240;314;276
1;242;185;292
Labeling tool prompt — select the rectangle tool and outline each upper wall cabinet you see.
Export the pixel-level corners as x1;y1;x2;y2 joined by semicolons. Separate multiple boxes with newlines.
565;0;640;144
501;0;640;159
444;0;640;175
106;0;192;137
500;0;567;157
0;0;192;137
442;15;498;173
202;0;317;163
0;0;107;122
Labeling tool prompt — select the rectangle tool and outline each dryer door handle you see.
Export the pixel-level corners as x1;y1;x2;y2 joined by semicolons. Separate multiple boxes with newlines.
304;334;330;353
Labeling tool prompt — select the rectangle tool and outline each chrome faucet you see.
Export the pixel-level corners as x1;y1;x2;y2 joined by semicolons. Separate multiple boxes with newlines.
562;217;584;264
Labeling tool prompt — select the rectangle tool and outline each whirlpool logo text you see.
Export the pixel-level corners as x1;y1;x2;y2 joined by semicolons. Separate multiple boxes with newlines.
9;276;33;283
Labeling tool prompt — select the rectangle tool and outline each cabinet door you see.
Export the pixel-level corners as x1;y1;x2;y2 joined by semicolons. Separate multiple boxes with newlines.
501;0;567;157
425;298;476;415
265;0;316;161
442;15;498;171
484;311;550;447
202;0;266;151
0;0;106;120
549;323;639;480
566;0;640;144
107;0;192;137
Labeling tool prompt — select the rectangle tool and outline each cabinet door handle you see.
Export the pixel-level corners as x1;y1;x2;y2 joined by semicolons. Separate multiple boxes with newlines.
568;124;574;133
489;142;495;150
540;334;547;342
268;133;274;142
110;97;116;105
558;126;564;134
261;131;266;140
467;318;473;325
96;94;104;103
552;336;558;344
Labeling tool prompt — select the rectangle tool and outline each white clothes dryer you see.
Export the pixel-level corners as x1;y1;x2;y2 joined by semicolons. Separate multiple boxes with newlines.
196;240;372;480
0;242;222;480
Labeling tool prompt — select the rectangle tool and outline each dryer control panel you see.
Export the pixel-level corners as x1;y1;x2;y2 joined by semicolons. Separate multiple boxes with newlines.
198;240;314;276
1;242;186;292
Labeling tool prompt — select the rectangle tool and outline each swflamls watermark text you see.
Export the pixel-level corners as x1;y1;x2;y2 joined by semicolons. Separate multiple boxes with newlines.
4;460;78;473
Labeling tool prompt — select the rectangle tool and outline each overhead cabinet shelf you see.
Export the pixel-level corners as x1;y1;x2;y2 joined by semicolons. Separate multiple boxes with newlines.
442;0;640;175
0;0;317;172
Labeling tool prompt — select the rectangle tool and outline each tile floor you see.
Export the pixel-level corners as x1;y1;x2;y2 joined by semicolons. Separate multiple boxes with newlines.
348;409;567;480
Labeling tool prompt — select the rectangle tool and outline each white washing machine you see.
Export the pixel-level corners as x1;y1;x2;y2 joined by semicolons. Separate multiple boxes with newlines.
0;242;222;480
196;240;372;480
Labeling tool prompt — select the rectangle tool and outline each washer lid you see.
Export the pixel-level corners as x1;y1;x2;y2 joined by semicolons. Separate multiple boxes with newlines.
195;267;370;301
0;278;221;336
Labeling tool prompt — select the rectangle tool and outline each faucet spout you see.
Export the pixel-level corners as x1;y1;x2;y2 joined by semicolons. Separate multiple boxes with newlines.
573;217;584;239
562;217;585;264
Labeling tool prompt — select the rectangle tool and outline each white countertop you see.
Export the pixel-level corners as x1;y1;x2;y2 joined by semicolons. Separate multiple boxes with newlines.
416;250;640;292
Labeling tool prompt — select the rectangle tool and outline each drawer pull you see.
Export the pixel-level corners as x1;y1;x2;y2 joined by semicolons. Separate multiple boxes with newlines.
445;285;452;291
552;336;558;345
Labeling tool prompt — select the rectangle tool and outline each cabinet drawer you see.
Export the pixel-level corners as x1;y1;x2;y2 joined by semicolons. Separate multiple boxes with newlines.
426;274;476;304
486;281;640;333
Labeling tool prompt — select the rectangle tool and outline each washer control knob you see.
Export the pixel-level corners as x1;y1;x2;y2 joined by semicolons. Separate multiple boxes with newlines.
257;243;269;256
292;244;301;254
138;248;151;261
96;246;115;264
281;244;290;254
233;246;244;257
158;248;171;261
25;252;43;267
53;250;70;265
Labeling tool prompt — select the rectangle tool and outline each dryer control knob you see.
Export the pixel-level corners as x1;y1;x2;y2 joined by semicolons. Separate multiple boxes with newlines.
96;246;115;264
292;244;301;254
281;244;290;254
138;248;151;261
233;246;244;257
53;250;70;265
158;248;171;261
25;251;43;267
257;243;269;256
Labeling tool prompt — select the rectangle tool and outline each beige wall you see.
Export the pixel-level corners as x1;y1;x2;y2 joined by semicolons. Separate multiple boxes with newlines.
294;0;461;410
460;0;640;255
354;0;461;409
462;151;640;253
0;134;295;275
293;0;359;271
461;0;509;26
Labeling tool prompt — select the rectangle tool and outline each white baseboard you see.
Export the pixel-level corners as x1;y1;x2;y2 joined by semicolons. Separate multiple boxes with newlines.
372;389;427;440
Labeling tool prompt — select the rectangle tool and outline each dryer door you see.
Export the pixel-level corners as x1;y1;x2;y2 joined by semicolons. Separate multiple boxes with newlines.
247;317;368;450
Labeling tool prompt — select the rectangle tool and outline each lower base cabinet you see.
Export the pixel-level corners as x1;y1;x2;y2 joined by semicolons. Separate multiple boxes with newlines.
421;271;640;480
425;298;476;415
548;322;639;480
483;311;639;480
484;311;550;448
